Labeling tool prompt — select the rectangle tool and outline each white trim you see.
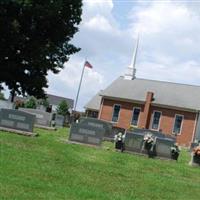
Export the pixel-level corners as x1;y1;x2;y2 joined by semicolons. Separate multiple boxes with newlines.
130;107;141;127
150;110;162;131
172;114;184;135
191;112;198;142
111;104;121;123
98;98;104;119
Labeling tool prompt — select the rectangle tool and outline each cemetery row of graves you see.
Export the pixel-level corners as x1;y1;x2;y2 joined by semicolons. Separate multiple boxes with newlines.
0;107;199;167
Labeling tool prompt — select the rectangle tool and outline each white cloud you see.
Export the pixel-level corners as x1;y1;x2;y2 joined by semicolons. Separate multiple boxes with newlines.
47;0;200;111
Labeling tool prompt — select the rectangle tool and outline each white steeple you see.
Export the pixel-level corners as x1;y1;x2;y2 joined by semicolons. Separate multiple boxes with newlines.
124;34;139;80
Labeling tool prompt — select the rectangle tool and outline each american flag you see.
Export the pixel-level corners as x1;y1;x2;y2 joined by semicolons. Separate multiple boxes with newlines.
84;61;93;69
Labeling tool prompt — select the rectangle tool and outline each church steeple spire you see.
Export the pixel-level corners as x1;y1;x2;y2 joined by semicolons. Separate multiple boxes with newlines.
124;34;139;80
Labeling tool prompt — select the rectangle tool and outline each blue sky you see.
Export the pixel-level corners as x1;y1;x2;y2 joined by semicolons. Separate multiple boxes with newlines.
38;0;200;110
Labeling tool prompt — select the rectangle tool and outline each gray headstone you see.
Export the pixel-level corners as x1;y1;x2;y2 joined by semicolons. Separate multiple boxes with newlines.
155;138;174;159
124;131;145;153
19;108;52;127
0;109;35;132
69;117;109;146
124;128;176;159
0;100;13;109
79;117;112;136
55;114;65;127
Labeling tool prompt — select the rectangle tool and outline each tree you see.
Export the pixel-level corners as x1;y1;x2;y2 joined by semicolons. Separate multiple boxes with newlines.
25;96;37;109
56;100;69;116
38;98;49;108
0;0;82;102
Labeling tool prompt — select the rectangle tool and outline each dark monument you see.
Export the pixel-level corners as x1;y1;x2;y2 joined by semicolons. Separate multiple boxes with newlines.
124;128;178;160
69;117;112;146
0;108;35;133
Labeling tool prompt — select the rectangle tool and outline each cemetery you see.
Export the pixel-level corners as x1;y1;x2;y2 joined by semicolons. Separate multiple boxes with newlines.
1;1;200;199
69;117;180;161
1;126;199;200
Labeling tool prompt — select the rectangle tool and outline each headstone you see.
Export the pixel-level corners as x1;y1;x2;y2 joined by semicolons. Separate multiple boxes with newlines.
69;117;111;146
155;138;175;159
19;108;52;127
0;100;13;109
55;114;65;127
0;108;35;132
79;117;112;135
124;128;177;159
124;131;144;153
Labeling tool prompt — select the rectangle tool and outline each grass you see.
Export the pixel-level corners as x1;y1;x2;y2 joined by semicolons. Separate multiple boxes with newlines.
0;128;200;200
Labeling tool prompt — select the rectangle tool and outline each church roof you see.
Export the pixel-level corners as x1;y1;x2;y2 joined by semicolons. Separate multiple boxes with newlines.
84;91;102;111
100;76;200;111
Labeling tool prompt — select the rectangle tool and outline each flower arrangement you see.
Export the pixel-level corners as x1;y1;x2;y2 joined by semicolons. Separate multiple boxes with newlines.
193;146;200;156
143;133;156;157
171;144;180;160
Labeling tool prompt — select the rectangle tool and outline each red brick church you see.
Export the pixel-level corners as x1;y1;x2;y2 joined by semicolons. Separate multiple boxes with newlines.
85;40;200;147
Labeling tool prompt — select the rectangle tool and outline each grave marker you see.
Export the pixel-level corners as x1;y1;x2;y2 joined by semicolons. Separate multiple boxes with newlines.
0;109;35;133
69;117;111;146
55;114;65;127
19;108;52;127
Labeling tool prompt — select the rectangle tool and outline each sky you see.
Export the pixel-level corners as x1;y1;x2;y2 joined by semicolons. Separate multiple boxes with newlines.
46;0;200;110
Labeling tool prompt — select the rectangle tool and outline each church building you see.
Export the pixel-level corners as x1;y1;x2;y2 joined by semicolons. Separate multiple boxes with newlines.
85;38;200;147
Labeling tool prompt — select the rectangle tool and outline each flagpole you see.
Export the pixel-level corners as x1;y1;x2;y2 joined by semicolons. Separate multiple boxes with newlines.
74;60;85;111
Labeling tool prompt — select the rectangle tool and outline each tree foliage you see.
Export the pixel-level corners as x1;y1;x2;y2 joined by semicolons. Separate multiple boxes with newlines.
0;0;82;101
38;98;49;108
56;100;69;116
25;96;37;109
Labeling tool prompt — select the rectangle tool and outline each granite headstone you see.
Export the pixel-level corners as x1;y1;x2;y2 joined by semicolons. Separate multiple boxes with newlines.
0;108;35;132
124;128;177;159
69;117;111;146
19;108;52;127
55;114;65;127
124;131;145;153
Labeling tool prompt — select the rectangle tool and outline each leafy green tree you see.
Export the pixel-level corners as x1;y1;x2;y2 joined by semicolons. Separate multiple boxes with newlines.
38;98;49;108
56;100;69;116
0;0;82;102
25;96;37;109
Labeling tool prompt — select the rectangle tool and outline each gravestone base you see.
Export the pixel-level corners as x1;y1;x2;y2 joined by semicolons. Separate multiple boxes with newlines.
0;126;38;137
35;124;56;131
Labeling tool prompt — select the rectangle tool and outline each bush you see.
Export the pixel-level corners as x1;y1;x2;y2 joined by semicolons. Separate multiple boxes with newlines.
25;97;37;109
56;100;69;116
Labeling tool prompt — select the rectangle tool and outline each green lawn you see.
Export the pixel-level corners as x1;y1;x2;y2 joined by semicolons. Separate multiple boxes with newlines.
0;128;200;200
